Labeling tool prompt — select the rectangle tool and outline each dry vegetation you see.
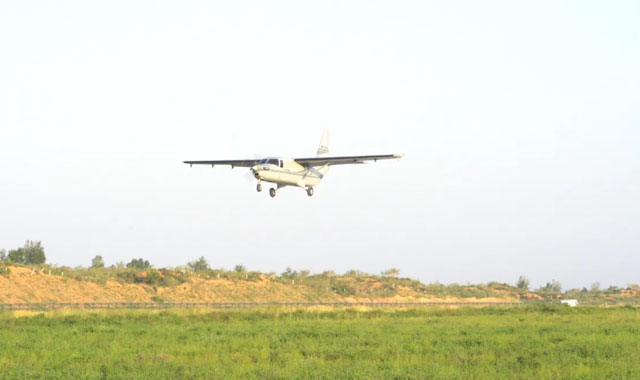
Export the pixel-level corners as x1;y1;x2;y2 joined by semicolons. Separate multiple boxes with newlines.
1;262;638;304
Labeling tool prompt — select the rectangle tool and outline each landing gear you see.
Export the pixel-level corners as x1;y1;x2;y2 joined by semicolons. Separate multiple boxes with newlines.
269;188;277;198
256;183;262;192
306;187;314;197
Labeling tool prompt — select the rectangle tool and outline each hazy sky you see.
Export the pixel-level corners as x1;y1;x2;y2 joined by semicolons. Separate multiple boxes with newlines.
1;1;639;290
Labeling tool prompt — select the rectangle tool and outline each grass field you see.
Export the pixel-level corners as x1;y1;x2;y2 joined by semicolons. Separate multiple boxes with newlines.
1;306;639;379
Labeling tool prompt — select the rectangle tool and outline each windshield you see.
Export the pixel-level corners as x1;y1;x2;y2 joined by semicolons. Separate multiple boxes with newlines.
259;158;280;166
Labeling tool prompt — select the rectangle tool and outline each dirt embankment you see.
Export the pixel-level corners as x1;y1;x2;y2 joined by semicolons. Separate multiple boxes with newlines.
0;265;524;304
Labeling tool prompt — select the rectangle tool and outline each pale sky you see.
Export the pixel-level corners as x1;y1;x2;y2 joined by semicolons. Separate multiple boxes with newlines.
1;1;639;290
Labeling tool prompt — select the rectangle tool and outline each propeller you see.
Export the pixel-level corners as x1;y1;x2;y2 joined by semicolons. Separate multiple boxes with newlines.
242;152;264;183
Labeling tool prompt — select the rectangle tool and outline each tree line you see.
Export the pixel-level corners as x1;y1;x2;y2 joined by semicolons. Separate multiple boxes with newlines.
2;242;637;295
0;241;46;265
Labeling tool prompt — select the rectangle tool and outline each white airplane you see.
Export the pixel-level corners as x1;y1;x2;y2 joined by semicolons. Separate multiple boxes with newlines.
184;130;403;198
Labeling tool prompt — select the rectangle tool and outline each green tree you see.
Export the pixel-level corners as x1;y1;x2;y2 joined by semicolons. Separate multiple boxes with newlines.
516;276;530;290
538;280;562;293
7;248;26;264
281;267;298;278
91;255;105;268
605;285;621;294
7;241;45;265
0;249;6;261
299;270;310;278
345;270;367;277
126;258;151;269
234;264;246;273
188;257;209;272
27;241;45;264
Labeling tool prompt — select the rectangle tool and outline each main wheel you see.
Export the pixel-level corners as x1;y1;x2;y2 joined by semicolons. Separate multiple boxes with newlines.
256;183;262;192
269;188;276;198
307;187;314;197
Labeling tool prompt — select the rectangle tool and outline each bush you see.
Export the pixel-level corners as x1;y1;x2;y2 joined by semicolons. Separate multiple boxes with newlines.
188;257;209;272
344;270;368;277
234;265;246;273
144;270;161;285
516;276;530;290
381;268;400;278
537;280;562;294
91;255;105;268
126;258;151;269
281;267;298;278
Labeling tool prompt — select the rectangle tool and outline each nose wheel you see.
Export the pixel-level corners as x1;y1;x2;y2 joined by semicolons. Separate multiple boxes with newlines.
306;187;314;197
256;183;262;192
269;188;277;198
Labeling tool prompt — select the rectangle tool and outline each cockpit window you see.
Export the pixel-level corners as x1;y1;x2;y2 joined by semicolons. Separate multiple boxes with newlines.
259;158;281;166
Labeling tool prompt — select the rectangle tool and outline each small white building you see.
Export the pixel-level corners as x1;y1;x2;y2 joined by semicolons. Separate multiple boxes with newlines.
561;299;579;307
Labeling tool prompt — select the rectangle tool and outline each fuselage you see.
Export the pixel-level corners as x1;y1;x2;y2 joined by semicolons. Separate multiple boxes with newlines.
252;157;329;188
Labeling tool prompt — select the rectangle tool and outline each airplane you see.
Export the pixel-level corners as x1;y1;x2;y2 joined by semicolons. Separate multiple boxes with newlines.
183;130;403;198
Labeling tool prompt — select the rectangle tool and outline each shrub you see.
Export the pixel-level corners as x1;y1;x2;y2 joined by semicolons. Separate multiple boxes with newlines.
381;268;400;278
516;276;530;290
144;270;161;285
126;258;151;269
281;267;298;278
605;286;621;294
188;257;209;272
537;280;562;294
344;270;368;277
91;255;105;268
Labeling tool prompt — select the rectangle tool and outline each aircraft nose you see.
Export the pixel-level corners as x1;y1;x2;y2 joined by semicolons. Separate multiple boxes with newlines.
251;166;261;179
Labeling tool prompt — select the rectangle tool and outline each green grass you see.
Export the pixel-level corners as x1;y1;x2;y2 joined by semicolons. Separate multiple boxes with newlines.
1;306;639;379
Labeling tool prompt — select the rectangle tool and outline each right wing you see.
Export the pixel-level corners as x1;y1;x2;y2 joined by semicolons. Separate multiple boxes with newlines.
294;154;404;167
183;159;260;168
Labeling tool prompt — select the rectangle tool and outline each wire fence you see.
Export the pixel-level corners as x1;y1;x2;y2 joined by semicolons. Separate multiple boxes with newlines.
1;301;633;311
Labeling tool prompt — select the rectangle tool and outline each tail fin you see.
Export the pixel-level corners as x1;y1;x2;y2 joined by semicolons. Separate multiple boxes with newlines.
317;129;329;157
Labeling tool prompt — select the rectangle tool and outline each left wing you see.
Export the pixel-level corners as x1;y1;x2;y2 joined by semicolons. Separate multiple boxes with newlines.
294;154;403;167
183;159;260;168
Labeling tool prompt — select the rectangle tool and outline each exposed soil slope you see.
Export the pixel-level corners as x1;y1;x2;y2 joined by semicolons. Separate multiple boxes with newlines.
4;265;635;304
0;266;516;304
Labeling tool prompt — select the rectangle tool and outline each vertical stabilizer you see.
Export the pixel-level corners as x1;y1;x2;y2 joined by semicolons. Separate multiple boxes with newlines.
317;129;329;157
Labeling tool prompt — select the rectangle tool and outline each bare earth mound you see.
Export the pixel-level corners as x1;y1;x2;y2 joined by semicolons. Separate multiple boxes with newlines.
0;266;518;304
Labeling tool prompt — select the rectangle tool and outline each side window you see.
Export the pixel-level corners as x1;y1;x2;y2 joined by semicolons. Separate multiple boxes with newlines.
279;160;283;168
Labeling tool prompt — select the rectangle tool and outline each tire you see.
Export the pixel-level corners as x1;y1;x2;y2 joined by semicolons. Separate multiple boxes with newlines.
307;187;314;197
269;188;276;198
257;184;262;192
